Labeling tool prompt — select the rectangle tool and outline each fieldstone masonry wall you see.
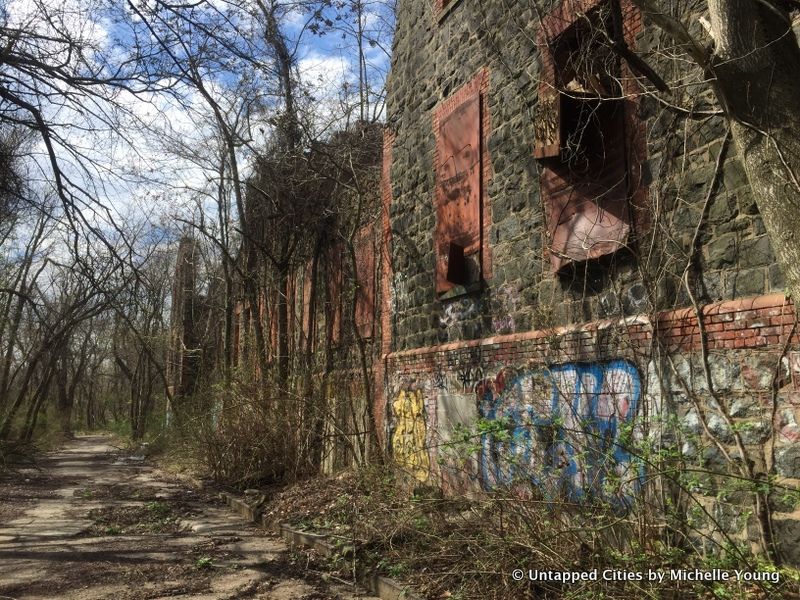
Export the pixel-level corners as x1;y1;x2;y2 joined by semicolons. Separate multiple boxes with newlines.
380;0;800;566
384;0;780;351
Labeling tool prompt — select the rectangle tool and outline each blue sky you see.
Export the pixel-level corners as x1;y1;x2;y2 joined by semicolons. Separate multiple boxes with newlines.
2;0;394;248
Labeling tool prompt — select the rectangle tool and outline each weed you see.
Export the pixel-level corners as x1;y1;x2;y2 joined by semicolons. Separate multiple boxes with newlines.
146;501;170;518
259;464;800;599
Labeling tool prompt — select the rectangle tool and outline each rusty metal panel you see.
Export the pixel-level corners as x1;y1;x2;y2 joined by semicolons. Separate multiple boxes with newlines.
435;93;482;293
544;98;630;272
355;224;376;339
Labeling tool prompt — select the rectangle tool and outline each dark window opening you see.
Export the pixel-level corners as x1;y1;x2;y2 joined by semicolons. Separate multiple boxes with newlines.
552;5;620;98
536;3;631;274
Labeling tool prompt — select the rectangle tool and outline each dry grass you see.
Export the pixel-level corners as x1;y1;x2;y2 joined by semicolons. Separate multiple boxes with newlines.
257;466;800;600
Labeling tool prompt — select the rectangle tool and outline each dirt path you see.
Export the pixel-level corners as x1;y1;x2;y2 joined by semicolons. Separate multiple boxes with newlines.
0;435;377;600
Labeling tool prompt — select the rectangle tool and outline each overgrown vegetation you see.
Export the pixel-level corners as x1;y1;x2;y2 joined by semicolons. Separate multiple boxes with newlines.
3;0;800;595
259;466;800;599
0;0;392;466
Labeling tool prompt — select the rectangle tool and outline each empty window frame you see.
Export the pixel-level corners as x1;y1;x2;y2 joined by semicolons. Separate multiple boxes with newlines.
536;1;637;273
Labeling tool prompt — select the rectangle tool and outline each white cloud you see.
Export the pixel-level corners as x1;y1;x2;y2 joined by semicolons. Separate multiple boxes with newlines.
3;0;390;253
298;53;353;97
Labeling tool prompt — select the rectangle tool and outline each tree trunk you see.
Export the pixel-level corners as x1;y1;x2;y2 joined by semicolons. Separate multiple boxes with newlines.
277;265;290;388
708;0;800;299
56;360;73;438
21;366;54;442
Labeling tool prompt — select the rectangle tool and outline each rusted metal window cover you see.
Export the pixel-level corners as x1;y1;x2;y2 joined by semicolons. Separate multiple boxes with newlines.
435;93;482;293
544;97;630;272
355;224;376;339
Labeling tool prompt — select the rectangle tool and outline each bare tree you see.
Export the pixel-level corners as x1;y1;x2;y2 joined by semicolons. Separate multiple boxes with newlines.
622;0;800;297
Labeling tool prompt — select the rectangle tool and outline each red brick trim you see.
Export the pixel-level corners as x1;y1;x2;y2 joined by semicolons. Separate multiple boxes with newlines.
432;68;493;290
433;0;459;21
654;294;795;350
384;294;796;365
375;128;396;448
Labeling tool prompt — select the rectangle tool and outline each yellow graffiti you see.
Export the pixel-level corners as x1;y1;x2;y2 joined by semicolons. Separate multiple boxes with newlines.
392;389;429;481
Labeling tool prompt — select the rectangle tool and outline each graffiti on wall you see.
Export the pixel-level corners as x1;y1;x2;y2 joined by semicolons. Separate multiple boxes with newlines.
440;297;480;329
491;283;520;334
391;389;430;481
476;360;642;507
432;365;449;391
447;346;484;392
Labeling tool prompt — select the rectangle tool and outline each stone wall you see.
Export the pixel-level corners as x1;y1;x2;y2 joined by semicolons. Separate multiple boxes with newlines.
380;0;800;566
382;290;800;561
383;0;780;352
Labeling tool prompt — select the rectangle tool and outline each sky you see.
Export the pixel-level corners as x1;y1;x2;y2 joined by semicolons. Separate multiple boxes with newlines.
2;0;393;255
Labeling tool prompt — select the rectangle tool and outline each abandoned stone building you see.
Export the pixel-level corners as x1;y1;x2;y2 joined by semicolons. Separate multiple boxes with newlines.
378;0;800;565
168;0;800;566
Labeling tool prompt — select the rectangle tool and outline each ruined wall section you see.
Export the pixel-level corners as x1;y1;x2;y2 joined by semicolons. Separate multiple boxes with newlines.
167;237;200;402
385;293;800;561
384;0;782;354
382;0;799;565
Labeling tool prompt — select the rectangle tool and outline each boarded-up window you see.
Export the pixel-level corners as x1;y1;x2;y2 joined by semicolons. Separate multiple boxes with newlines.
536;3;631;273
355;224;376;339
543;97;629;271
435;90;483;293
